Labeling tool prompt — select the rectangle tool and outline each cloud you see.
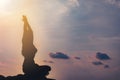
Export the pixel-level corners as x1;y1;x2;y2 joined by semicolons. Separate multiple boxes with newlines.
105;0;120;7
96;52;111;60
74;56;80;60
49;52;70;59
92;61;103;65
68;0;80;7
92;61;110;69
56;0;80;16
104;65;110;68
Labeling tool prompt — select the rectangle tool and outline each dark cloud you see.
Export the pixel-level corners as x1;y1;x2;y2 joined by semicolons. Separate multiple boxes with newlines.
96;52;111;60
92;61;103;65
49;52;70;59
74;57;80;60
104;65;110;68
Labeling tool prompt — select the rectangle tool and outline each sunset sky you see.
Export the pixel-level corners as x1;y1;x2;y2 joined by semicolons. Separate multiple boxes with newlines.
0;0;120;80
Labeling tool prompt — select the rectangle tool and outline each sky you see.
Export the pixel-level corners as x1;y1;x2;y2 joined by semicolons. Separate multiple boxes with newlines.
0;0;120;80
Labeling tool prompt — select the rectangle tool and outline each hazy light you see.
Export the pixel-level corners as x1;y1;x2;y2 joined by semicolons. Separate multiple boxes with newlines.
0;0;11;13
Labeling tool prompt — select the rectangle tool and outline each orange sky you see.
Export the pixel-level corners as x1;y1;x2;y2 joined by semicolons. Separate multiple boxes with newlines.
0;0;47;76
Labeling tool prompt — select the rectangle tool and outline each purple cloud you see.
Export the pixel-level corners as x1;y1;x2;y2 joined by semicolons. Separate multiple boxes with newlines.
74;57;80;60
49;52;70;59
104;65;110;68
96;52;111;60
92;61;103;65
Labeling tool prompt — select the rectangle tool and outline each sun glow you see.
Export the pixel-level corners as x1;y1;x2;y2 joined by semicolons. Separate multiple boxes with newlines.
0;0;11;13
0;0;10;8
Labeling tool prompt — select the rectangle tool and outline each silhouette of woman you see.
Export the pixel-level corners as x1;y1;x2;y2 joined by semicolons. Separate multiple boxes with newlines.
22;16;51;79
22;15;37;74
22;15;37;59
